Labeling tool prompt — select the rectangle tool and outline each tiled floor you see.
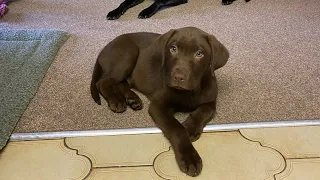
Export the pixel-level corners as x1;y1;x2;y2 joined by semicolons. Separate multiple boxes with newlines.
1;126;320;180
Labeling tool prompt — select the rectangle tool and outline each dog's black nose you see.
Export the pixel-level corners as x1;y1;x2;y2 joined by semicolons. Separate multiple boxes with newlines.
173;72;186;82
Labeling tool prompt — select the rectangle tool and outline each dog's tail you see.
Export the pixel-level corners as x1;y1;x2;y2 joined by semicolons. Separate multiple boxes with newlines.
90;60;102;105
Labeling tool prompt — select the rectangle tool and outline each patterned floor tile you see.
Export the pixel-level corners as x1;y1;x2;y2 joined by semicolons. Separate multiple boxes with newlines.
0;139;91;180
275;158;320;180
241;126;320;158
154;131;285;180
86;167;164;180
65;134;170;167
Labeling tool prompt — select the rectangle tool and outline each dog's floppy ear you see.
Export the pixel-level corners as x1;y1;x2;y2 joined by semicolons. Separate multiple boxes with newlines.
156;29;176;66
207;35;229;74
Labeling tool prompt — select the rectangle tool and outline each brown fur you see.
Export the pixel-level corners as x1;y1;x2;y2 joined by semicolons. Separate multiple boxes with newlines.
90;27;229;176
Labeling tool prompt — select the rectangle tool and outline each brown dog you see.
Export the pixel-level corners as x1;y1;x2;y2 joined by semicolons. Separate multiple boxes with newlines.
90;27;229;176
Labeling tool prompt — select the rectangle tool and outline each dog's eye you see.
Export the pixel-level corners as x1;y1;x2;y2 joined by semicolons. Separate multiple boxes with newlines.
170;45;177;53
195;50;204;58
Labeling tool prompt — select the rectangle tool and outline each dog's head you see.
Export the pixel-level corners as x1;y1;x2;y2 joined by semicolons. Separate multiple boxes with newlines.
157;27;229;91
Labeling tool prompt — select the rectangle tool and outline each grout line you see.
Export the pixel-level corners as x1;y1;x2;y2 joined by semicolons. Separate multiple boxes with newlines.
63;138;94;180
92;164;154;169
151;147;172;180
92;165;167;180
10;119;320;141
88;146;171;179
238;130;288;180
286;157;320;160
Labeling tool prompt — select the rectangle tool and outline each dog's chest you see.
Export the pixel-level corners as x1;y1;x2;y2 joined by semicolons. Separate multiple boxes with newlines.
130;55;163;96
169;91;203;110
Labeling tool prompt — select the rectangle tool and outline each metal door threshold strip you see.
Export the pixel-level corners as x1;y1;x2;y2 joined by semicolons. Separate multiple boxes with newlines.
10;119;320;141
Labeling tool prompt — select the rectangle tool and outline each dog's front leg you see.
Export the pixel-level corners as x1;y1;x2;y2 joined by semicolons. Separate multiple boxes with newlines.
138;0;188;19
222;0;235;5
182;101;216;142
107;0;145;20
148;100;202;177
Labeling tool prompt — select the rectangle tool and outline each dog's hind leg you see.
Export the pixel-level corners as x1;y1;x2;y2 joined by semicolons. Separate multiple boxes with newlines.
96;35;139;113
96;76;127;113
117;81;143;110
107;0;145;20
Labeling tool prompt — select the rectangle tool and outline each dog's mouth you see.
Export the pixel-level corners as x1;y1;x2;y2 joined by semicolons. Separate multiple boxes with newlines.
167;82;191;91
171;85;187;90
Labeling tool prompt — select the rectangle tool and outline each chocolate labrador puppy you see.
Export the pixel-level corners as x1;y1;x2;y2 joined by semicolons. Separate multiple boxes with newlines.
90;27;229;176
107;0;251;20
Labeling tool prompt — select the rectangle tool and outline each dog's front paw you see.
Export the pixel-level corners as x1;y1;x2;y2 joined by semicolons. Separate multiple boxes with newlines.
176;146;202;177
107;9;123;20
138;8;156;19
222;0;234;5
182;119;204;142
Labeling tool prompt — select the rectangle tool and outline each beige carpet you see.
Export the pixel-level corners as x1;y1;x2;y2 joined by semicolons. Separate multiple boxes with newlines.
1;0;319;133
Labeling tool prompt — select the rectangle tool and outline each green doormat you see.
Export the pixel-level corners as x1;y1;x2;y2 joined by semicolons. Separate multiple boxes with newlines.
0;29;69;150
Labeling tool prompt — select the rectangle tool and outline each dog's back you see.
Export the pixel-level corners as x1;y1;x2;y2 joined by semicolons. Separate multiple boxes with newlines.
123;32;161;48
